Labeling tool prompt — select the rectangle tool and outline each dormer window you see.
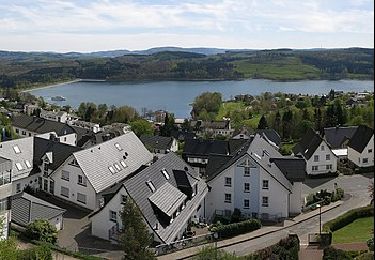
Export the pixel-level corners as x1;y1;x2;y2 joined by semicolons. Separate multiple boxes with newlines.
25;160;32;168
114;143;122;151
13;146;21;154
120;160;127;168
15;162;23;171
114;163;121;171
146;181;156;193
108;166;116;174
161;168;170;180
262;150;270;157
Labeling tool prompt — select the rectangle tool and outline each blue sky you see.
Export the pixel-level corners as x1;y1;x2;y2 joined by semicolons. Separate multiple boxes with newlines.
0;0;373;52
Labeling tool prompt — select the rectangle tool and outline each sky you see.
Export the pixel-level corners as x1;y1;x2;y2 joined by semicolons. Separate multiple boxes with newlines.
0;0;373;52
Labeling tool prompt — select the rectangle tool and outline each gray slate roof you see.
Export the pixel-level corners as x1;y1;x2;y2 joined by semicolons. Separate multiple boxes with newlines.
140;135;174;151
324;126;358;149
183;138;229;157
347;125;374;153
74;131;153;193
269;157;307;182
255;129;282;147
11;192;65;227
293;129;324;160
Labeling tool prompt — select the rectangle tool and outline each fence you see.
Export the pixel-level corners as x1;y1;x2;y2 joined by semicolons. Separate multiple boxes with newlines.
154;232;215;256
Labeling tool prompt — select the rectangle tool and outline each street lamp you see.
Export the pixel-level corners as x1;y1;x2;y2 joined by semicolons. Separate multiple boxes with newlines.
316;203;322;235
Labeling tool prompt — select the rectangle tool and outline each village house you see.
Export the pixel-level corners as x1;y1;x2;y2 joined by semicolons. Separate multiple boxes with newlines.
232;128;282;149
191;119;234;137
204;134;306;222
90;152;207;244
40;109;69;123
293;129;338;176
0;157;12;240
140;135;178;155
347;125;374;168
323;126;358;160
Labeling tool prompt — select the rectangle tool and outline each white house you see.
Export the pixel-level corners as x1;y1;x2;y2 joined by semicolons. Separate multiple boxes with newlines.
0;157;12;240
140;135;178;155
40;109;68;123
347;125;374;168
46;132;153;210
204;134;306;223
293;129;338;176
90;152;207;244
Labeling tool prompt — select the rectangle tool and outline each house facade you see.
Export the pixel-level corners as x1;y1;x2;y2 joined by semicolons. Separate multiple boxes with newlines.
0;157;12;240
347;125;374;168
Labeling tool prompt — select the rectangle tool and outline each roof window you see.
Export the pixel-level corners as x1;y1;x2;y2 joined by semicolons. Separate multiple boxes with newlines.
114;143;122;151
15;162;23;171
161;168;170;180
146;181;156;193
114;163;121;171
13;145;21;154
108;166;116;174
25;160;32;168
120;160;127;168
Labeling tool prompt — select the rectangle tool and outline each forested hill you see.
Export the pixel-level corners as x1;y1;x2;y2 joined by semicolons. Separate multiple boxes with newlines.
0;48;373;89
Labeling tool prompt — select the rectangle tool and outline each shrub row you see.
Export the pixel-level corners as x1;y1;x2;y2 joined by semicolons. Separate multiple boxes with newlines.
19;244;52;260
306;188;344;207
323;247;370;260
323;206;374;233
210;218;261;239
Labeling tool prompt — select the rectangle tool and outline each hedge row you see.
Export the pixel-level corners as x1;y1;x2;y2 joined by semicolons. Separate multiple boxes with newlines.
323;206;374;233
211;218;261;238
323;247;370;260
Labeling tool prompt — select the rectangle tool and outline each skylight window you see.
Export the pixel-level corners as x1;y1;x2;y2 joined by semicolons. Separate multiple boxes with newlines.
108;166;116;174
161;168;170;180
146;181;156;193
13;145;21;154
114;163;121;171
114;143;122;151
120;160;127;168
15;162;23;171
25;160;32;168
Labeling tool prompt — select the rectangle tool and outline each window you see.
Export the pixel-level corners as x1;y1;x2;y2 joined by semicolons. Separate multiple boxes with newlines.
326;164;332;170
244;183;250;193
77;193;87;204
321;145;325;151
61;170;69;181
224;177;232;187
16;183;21;193
114;143;122;151
244;199;250;209
15;163;23;171
244;167;250;177
114;163;121;171
363;158;369;164
0;198;8;212
314;155;319;162
224;193;231;203
61;186;69;198
146;181;156;193
161;168;170;180
21;131;26;136
312;166;318;171
262;180;269;190
0;170;11;186
15;128;19;134
108;166;116;174
43;179;48;191
25;160;32;168
368;149;373;153
78;175;87;187
120;160;127;168
109;210;117;222
262;197;269;207
326;154;330;161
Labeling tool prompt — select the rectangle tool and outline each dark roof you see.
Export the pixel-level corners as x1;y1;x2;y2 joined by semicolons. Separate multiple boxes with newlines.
347;125;374;153
323;126;358;149
293;129;323;160
255;129;282;146
228;139;248;154
171;130;196;141
140;135;173;151
33;137;82;170
183;139;229;156
270;157;307;182
11;192;65;227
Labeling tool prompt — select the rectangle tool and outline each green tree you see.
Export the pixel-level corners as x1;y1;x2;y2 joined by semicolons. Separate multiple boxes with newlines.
130;119;154;137
192;92;222;120
121;198;155;260
257;115;268;129
160;113;176;137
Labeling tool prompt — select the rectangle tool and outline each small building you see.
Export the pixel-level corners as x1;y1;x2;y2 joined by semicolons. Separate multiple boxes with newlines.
191;120;234;137
293;129;338;176
140;135;178;155
323;126;358;159
40;109;68;123
347;125;374;168
11;192;66;230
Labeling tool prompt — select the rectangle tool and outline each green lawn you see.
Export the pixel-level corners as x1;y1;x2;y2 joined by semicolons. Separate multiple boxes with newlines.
216;102;246;120
332;217;374;244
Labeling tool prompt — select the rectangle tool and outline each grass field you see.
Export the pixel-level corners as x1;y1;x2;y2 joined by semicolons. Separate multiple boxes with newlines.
332;217;374;244
216;102;247;120
232;57;321;80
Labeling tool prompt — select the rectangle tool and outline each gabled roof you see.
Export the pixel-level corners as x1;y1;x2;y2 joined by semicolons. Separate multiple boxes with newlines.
33;137;82;171
11;192;66;227
140;135;173;151
183;139;229;156
347;125;374;153
255;129;282;147
122;152;207;243
293;129;324;160
228;139;248;154
324;126;358;149
269;157;307;182
74;132;153;193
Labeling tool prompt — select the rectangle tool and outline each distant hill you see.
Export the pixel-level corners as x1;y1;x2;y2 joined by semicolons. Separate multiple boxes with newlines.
0;47;373;89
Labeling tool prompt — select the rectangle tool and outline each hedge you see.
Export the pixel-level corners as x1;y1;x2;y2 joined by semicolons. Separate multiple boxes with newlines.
210;218;261;238
323;206;374;233
19;244;52;260
323;247;369;260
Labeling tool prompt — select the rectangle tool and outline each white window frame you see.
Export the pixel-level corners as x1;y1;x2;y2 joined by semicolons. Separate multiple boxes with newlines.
262;196;269;207
326;154;330;161
61;170;69;181
109;210;117;222
244;199;250;209
15;162;23;171
244;167;250;177
77;175;87;187
61;186;69;198
312;166;318;171
224;193;231;203
326;164;332;170
77;193;87;204
314;155;319;162
244;183;250;193
224;177;232;187
161;168;170;180
262;180;269;190
108;166;116;174
120;160;127;168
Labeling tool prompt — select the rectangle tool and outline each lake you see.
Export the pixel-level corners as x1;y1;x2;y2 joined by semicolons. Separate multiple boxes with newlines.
29;79;374;118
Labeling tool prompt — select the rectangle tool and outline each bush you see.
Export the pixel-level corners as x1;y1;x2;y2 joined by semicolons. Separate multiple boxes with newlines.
25;219;58;244
211;218;261;239
323;247;352;260
323;206;374;233
230;208;242;224
367;238;374;251
20;244;52;260
248;235;299;260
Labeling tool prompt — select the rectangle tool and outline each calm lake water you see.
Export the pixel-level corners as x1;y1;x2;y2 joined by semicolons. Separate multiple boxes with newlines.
29;79;374;118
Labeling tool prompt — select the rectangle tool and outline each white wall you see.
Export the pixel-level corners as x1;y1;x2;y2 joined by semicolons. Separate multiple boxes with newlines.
289;182;302;215
306;140;338;175
12;174;41;195
48;215;63;231
13;126;35;138
348;135;374;167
